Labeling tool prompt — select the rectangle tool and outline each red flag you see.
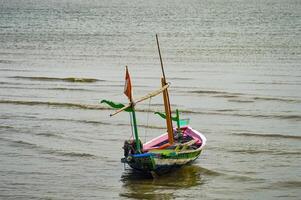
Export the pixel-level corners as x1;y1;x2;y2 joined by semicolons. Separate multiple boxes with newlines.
124;66;132;101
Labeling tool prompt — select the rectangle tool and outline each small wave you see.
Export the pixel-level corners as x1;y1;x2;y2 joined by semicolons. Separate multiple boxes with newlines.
191;90;241;96
229;149;271;154
13;140;37;148
2;99;300;122
244;81;301;86
214;94;239;98
0;125;14;129
0;85;96;92
40;117;164;130
181;109;301;121
191;90;247;99
48;87;94;91
274;152;300;155
7;139;97;158
229;149;300;155
0;60;14;64
0;26;13;28
252;96;301;103
36;133;63;139
272;181;301;189
9;76;103;83
42;117;112;127
47;149;97;159
232;132;301;140
0;100;176;116
0;170;52;176
0;100;109;110
2;138;97;160
59;152;96;158
0;68;29;72
235;113;301;121
170;77;191;81
50;150;97;159
228;99;255;103
0;81;39;86
215;109;238;112
191;90;301;103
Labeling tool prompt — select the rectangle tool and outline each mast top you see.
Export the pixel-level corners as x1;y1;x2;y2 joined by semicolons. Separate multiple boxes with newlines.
156;34;167;83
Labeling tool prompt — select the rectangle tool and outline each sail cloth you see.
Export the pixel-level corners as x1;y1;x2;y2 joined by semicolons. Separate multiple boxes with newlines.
124;66;132;101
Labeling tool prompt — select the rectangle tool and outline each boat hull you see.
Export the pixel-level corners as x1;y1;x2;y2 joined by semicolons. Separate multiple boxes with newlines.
122;126;206;175
124;149;202;175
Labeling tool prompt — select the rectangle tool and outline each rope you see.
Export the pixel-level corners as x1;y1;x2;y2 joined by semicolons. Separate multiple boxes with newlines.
144;97;152;143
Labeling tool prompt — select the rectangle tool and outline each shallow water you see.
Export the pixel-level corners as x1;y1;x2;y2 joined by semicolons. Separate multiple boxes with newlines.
1;0;301;199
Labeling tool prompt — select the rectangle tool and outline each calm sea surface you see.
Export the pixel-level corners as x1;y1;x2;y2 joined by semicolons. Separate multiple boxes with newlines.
1;0;301;199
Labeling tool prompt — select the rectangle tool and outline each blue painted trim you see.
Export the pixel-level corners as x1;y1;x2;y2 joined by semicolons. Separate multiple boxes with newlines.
132;153;154;158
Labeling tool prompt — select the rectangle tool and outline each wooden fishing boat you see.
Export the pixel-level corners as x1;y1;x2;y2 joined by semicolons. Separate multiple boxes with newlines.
101;35;206;176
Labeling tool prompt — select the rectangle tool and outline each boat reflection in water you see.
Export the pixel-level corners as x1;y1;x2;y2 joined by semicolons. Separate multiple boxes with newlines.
120;164;210;199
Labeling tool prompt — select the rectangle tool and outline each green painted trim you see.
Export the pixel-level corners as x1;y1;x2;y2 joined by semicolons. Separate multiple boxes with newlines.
100;99;132;112
176;109;180;130
155;109;185;130
154;111;178;121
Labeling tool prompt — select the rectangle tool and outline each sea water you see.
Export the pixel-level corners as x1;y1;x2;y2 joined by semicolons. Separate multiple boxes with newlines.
0;0;300;199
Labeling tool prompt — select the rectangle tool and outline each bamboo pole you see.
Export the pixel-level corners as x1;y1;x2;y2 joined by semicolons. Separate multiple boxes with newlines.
110;84;170;117
162;78;174;144
134;83;169;104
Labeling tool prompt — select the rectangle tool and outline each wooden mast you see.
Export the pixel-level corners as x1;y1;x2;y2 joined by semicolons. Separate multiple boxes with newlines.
156;34;174;145
124;66;141;153
130;105;141;153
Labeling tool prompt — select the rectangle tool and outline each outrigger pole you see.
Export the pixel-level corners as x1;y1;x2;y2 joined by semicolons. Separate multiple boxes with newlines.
156;34;174;145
